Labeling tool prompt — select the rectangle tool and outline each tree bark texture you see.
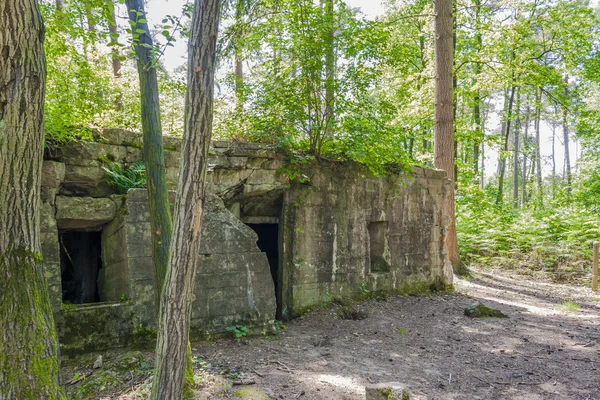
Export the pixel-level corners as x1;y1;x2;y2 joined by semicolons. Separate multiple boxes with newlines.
125;0;173;312
150;0;221;398
0;0;64;398
433;0;459;274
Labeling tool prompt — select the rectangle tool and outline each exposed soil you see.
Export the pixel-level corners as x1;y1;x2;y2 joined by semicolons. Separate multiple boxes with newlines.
64;267;600;399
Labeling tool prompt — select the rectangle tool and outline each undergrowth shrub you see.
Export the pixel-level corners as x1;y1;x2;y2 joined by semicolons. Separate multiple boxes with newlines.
456;184;600;283
101;160;147;194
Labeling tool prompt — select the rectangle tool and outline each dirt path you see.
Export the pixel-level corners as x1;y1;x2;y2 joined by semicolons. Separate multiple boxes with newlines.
67;268;600;399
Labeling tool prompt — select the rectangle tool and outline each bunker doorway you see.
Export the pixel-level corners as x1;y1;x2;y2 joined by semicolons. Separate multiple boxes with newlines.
246;223;282;320
60;230;102;304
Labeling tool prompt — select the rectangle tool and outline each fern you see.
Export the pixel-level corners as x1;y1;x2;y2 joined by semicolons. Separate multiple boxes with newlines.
101;160;147;194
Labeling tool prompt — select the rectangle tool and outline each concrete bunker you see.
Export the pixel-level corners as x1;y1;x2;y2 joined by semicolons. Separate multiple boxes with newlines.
38;129;452;354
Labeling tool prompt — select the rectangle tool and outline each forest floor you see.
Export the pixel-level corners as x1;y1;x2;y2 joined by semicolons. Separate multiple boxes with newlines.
63;266;600;399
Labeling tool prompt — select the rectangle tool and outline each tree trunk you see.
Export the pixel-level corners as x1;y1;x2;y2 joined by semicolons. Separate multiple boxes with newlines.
85;0;96;32
234;0;244;109
434;0;458;277
497;88;509;176
512;88;521;208
552;113;556;198
125;0;195;390
563;76;572;196
125;0;173;319
323;0;335;150
472;0;482;174
108;0;122;78
522;103;529;206
0;0;64;397
535;88;543;205
151;0;221;398
496;84;516;205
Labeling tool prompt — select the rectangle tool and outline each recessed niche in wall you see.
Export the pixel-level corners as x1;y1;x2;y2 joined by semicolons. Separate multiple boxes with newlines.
60;230;102;304
368;221;390;273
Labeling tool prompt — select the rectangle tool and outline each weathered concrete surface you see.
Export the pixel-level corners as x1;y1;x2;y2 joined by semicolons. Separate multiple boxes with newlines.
40;201;62;311
55;196;118;230
97;189;276;334
365;382;412;400
39;129;450;352
281;161;450;317
57;303;135;356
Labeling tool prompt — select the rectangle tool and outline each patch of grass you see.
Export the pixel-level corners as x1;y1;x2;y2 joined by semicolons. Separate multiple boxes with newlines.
563;300;581;311
397;328;406;334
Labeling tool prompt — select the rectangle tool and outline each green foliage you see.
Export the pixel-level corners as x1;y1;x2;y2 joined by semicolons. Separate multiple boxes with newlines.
562;300;581;311
225;325;250;342
457;182;600;282
40;1;186;143
101;159;147;194
271;320;286;335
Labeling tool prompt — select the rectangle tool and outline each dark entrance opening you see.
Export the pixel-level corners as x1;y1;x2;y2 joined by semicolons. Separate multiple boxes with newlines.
246;223;281;319
60;230;102;304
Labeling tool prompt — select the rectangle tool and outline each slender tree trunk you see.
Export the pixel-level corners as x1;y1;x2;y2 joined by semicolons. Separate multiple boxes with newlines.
85;0;96;32
512;88;521;208
534;89;543;205
497;88;509;175
125;0;173;321
472;0;482;174
151;0;221;397
323;0;335;152
496;84;516;205
563;76;572;196
108;0;122;78
234;0;244;110
0;0;64;397
522;103;529;206
434;0;459;277
552;116;556;198
125;0;195;390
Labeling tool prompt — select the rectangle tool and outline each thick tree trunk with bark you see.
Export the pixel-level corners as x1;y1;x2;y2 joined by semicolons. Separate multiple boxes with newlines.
0;0;64;397
125;0;173;314
151;0;221;397
434;0;458;276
